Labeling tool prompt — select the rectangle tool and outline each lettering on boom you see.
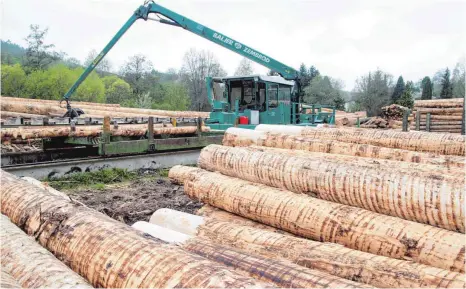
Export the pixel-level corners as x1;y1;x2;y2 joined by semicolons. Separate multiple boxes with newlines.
212;32;270;63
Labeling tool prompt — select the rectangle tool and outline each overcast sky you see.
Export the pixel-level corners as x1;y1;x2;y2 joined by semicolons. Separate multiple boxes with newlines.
1;0;465;90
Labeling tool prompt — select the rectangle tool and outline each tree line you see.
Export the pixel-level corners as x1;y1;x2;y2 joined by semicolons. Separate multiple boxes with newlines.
350;60;465;116
1;25;465;115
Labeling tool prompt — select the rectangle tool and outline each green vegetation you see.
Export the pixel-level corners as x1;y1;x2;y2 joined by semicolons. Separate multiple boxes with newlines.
0;25;190;111
44;168;172;191
44;168;138;190
421;76;433;100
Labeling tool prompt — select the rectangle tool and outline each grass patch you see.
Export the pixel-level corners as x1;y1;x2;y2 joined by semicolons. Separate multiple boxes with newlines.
43;167;175;191
44;168;138;191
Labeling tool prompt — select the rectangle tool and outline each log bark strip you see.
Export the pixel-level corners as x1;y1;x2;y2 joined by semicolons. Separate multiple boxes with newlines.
197;205;294;235
198;145;465;232
297;127;465;155
414;98;464;108
0;269;21;289
171;165;466;272
223;128;465;168
1;97;209;118
1;214;93;288
151;209;466;288
1;96;121;107
134;221;372;288
0;171;266;288
1;125;208;141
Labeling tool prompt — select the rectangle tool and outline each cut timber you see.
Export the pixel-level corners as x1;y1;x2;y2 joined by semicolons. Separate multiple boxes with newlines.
198;145;465;232
1;100;166;118
150;209;466;288
1;96;209;117
416;108;464;114
133;222;370;288
298;127;465;155
1;124;208;141
410;115;464;121
1;96;121;107
255;124;304;135
0;270;21;288
223;128;465;168
0;171;267;288
1;214;92;288
171;165;465;272
414;98;464;108
196;205;294;235
20;177;70;200
0;111;44;118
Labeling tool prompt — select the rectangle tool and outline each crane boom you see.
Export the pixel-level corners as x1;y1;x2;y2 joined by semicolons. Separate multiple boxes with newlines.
62;1;300;117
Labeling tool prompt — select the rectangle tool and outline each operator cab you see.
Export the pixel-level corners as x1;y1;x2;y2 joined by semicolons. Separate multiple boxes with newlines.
206;75;299;129
208;75;294;113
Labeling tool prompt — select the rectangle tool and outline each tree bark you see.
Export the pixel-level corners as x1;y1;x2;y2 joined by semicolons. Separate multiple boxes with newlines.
298;127;465;156
414;98;464;108
171;165;465;272
0;171;266;288
1;97;209;118
198;145;465;232
156;210;465;288
1;124;209;141
0;269;21;289
223;128;465;168
1;96;121;107
1;214;93;288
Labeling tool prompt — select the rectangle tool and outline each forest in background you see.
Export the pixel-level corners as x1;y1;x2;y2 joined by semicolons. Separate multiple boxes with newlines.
1;25;464;115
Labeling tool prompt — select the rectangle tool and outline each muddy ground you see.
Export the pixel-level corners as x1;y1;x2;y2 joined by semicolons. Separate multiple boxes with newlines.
66;177;202;225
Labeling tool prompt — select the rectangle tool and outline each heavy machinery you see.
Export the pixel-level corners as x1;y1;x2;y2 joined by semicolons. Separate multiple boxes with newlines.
61;0;335;129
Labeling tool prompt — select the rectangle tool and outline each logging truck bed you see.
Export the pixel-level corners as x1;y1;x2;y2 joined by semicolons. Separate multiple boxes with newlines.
66;177;202;225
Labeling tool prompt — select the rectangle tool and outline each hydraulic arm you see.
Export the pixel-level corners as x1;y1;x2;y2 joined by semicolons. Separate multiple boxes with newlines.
62;0;300;117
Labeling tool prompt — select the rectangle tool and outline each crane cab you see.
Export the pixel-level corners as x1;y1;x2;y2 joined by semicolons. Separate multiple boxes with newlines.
205;75;335;130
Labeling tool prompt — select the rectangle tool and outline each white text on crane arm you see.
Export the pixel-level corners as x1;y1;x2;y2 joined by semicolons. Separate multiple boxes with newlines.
212;32;270;63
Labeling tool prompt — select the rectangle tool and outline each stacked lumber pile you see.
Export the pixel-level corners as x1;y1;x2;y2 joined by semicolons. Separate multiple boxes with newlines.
410;98;464;133
0;96;210;118
157;125;465;288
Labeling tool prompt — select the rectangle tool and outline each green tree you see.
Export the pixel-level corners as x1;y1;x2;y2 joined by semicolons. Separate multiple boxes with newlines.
23;25;62;72
75;68;105;102
152;82;190;111
440;67;453;99
353;69;393;116
309;65;320;82
452;59;465;98
391;76;405;104
397;81;414;108
421;76;433;100
102;76;132;104
1;64;26;96
304;75;345;109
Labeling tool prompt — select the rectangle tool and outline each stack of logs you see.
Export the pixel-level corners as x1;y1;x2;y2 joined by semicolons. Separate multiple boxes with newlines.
0;96;210;119
409;98;464;133
161;125;465;288
1;125;465;288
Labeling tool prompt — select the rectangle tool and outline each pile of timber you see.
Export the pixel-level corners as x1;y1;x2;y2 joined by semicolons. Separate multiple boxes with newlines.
381;104;408;120
1;96;210;119
334;111;367;126
410;98;464;133
0;124;210;143
159;124;465;288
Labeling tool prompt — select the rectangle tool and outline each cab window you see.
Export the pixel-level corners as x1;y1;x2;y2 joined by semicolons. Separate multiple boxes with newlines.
267;84;278;108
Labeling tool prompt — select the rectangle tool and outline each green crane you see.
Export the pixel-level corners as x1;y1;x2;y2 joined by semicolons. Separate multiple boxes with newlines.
62;0;301;118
